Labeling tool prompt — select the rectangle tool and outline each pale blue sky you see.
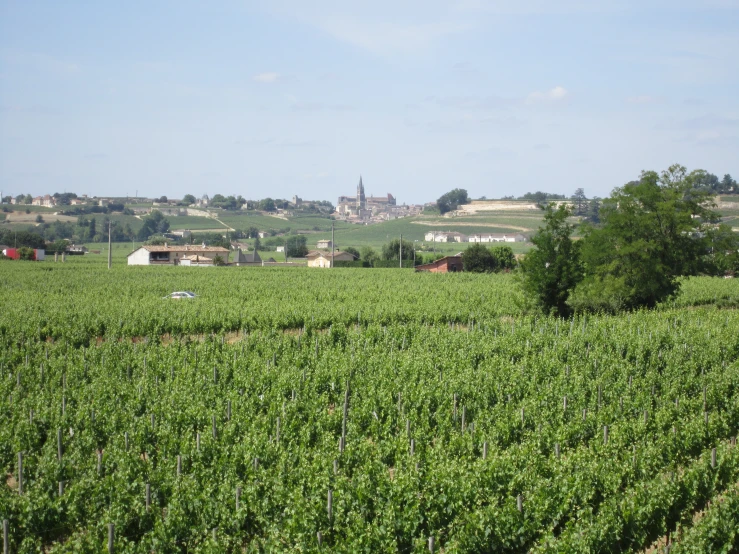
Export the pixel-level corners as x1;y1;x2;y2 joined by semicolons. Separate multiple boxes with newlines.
1;1;737;203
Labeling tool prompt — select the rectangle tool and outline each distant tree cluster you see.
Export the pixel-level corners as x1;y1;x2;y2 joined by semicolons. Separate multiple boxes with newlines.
0;229;46;249
691;172;736;194
436;189;469;215
137;210;170;241
520;164;739;316
210;194;247;210
519;191;567;203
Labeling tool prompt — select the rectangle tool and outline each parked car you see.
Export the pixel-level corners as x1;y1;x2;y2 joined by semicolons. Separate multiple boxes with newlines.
163;291;197;299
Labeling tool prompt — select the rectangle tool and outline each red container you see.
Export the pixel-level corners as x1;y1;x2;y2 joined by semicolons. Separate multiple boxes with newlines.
3;248;20;260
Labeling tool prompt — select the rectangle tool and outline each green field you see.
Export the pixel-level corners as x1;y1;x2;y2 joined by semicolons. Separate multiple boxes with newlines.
2;257;739;552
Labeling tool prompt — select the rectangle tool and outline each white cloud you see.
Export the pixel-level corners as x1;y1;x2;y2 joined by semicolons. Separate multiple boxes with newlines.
526;86;568;104
253;72;279;83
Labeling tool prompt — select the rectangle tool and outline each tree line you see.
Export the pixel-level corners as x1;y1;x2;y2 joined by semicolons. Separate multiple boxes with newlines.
520;164;739;316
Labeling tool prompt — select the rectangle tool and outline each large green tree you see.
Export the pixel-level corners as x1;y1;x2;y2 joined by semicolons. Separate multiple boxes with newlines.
360;246;379;265
285;235;308;258
519;203;582;317
381;238;414;261
569;164;721;312
462;244;496;272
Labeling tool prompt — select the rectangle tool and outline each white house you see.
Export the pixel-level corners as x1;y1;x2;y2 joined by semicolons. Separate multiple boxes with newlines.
127;244;229;266
317;239;333;249
467;233;526;243
306;250;355;268
424;231;467;243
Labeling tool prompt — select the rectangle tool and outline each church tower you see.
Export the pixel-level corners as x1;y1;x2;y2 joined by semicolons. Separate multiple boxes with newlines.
356;176;366;210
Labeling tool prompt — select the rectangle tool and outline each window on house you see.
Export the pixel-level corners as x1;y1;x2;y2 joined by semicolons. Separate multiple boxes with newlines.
150;252;170;262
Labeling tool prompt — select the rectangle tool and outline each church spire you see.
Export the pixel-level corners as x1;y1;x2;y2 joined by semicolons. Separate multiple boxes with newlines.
357;175;366;210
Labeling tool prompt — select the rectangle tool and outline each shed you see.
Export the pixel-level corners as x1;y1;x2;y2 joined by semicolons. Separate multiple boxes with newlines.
415;255;463;273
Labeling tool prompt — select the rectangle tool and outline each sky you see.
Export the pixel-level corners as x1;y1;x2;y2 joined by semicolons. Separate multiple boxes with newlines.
1;1;738;204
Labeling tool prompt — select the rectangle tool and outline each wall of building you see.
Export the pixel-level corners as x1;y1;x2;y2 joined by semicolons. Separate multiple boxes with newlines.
127;248;151;266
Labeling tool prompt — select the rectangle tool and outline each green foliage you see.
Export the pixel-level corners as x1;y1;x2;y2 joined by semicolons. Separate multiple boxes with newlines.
520;191;566;203
18;246;36;260
372;259;414;268
464;244;517;273
573;165;721;311
462;243;496;272
182;194;196;205
381;238;414;261
258;198;276;212
671;483;739;553
702;224;739;276
491;246;516;271
137;210;170;241
436;188;469;215
0;229;46;249
585;196;601;224
48;240;69;254
212;254;226;266
344;246;360;260
519;203;582;316
2;261;739;551
360;246;379;265
333;260;369;268
571;188;587;215
285;235;308;258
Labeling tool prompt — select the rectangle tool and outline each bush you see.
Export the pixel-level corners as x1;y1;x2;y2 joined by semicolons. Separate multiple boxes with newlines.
19;247;36;260
372;260;414;268
334;260;370;268
566;274;629;314
463;244;517;272
463;244;496;272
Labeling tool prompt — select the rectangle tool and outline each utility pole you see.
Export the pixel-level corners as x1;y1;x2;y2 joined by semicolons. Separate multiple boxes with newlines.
108;221;112;269
331;222;334;268
399;234;402;268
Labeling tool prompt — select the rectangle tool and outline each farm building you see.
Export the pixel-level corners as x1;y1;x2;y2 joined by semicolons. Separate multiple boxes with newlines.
232;248;262;266
317;239;333;249
424;231;468;243
127;245;229;266
306;250;356;268
467;233;526;243
415;255;463;273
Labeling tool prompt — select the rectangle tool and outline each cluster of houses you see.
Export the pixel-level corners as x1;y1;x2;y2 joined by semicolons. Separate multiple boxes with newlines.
423;231;526;243
334;177;423;223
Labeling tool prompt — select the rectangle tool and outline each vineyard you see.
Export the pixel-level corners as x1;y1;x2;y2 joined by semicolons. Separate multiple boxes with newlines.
2;263;739;552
